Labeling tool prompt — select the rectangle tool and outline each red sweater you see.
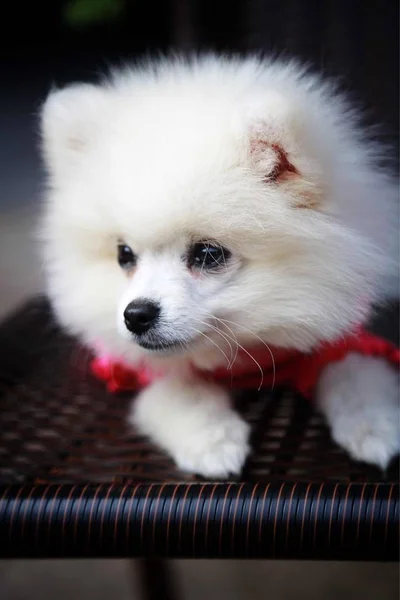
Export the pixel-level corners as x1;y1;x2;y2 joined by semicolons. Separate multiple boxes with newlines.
91;328;399;399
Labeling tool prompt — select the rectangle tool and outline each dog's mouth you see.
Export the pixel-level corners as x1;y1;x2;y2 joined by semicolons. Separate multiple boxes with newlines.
136;338;185;353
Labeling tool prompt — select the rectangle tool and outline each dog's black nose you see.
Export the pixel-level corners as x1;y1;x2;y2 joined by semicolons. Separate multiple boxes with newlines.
124;300;161;335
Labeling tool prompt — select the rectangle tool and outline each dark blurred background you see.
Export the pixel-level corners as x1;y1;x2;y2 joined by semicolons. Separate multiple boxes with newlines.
2;0;399;122
0;1;398;598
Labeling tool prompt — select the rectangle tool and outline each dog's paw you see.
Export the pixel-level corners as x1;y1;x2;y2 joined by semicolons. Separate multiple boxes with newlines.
330;413;400;469
131;376;251;478
317;353;400;469
174;413;251;478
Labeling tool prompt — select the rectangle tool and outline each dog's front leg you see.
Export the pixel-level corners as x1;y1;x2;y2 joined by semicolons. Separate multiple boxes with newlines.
130;375;251;478
316;353;400;469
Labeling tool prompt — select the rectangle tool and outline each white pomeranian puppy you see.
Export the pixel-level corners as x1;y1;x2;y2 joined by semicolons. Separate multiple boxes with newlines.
41;55;399;478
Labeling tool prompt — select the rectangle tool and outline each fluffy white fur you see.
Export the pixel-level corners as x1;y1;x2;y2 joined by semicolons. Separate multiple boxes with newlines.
40;55;399;477
317;354;399;469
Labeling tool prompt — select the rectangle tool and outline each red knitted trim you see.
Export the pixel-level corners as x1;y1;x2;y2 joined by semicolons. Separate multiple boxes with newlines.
90;329;399;396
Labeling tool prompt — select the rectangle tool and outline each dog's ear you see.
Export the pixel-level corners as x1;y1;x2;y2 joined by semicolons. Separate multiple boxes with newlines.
41;84;106;179
246;96;324;209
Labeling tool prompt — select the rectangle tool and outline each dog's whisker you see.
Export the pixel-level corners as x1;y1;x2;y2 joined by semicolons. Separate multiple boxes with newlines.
195;309;241;368
196;318;265;391
217;317;276;390
218;331;265;391
208;319;238;368
207;314;240;367
195;310;270;391
190;327;231;368
208;321;237;369
199;320;237;385
192;317;235;368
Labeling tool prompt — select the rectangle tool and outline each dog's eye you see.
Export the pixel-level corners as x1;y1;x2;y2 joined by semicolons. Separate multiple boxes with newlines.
188;242;231;270
118;243;136;269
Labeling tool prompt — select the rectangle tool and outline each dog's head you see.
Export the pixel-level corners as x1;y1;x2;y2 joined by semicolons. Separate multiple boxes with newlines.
41;57;395;366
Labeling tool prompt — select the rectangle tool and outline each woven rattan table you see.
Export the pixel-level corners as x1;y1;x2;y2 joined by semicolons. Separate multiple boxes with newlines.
0;297;398;563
